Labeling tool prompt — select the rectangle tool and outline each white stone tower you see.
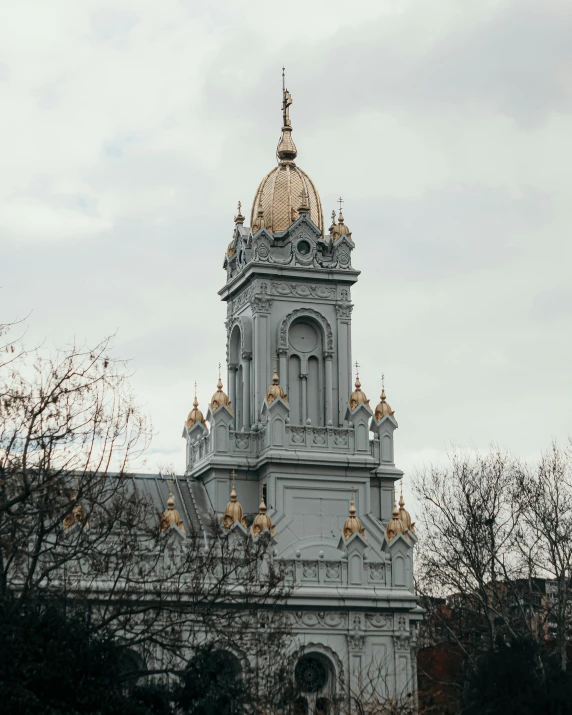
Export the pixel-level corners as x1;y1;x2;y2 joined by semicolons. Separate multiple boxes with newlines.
182;73;421;712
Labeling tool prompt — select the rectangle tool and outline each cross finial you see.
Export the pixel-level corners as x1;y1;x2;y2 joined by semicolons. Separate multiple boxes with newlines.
382;373;385;390
282;66;285;92
338;196;344;212
354;360;360;378
218;362;222;380
230;470;236;488
237;200;241;214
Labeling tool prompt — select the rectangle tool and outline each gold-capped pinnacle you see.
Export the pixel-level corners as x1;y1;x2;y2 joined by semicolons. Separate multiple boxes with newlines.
235;200;245;224
277;68;297;163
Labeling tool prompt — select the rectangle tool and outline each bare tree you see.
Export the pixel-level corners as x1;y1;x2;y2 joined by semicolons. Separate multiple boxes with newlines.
413;448;522;653
0;332;291;693
515;441;572;671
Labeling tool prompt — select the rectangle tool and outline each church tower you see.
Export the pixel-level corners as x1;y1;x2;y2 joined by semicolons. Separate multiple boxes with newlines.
183;73;421;711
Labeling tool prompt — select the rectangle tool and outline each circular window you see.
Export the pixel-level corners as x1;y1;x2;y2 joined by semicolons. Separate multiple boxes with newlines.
297;239;311;255
295;655;328;693
289;321;318;352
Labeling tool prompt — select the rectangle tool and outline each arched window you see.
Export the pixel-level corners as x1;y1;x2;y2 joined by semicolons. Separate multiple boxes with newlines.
294;651;336;712
287;318;324;426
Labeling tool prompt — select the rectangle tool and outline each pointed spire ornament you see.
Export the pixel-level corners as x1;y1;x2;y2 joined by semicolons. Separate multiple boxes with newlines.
386;489;406;542
342;487;366;540
374;373;395;422
234;200;245;224
210;363;233;413
266;354;288;404
223;470;246;529
276;67;298;163
251;488;276;537
186;382;207;429
160;482;186;534
398;481;416;535
331;196;352;240
349;361;370;410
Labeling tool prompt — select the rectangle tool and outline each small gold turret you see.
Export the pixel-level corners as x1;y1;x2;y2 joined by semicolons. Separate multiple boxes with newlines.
385;494;406;542
160;488;186;534
211;363;233;414
398;485;416;536
251;197;266;234
374;374;395;422
266;356;288;404
63;490;89;531
331;198;352;241
348;362;370;410
223;471;246;529
186;383;207;430
342;492;366;540
251;493;276;537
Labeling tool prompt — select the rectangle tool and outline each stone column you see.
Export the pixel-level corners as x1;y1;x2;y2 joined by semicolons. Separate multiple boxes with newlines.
228;363;238;429
300;373;308;423
278;349;288;392
241;353;251;430
335;302;353;426
324;352;333;425
251;290;272;423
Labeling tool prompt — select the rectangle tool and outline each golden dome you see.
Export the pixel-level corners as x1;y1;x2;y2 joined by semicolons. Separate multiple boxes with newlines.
160;492;186;534
186;393;207;430
250;75;324;236
342;499;366;540
266;366;288;405
398;492;416;536
223;478;246;529
385;499;406;542
349;376;370;411
211;369;233;414
331;207;352;241
251;495;276;537
374;376;395;422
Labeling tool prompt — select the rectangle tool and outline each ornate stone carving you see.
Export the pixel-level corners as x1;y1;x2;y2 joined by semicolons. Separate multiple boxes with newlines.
251;295;273;314
278;307;334;353
369;563;385;581
366;613;391;629
335;303;353;319
302;562;318;579
271;282;336;300
325;564;340;579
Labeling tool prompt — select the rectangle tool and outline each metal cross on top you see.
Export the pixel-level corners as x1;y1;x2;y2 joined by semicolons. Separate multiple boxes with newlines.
230;470;236;487
354;360;360;378
338;196;344;212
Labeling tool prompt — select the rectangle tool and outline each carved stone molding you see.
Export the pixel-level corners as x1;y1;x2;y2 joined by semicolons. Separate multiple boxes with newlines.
335;303;353;319
278;307;334;353
271;281;336;300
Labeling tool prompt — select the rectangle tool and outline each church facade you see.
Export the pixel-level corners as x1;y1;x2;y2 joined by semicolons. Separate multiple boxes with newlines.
153;77;421;712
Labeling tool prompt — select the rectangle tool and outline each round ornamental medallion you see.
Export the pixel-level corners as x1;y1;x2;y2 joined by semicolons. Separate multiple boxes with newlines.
295;656;328;693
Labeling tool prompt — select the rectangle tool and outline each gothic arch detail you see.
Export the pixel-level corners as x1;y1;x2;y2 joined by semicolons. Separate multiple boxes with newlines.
278;308;333;353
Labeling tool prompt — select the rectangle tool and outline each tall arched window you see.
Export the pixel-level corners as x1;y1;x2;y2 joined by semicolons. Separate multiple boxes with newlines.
286;318;324;426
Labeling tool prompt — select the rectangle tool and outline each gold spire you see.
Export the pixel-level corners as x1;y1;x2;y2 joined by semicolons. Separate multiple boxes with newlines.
329;209;337;236
385;490;406;542
331;196;352;240
223;471;246;529
374;373;395;422
211;363;233;414
234;200;245;225
342;489;366;540
277;67;297;163
251;196;266;234
186;382;207;429
251;491;276;537
160;483;186;534
266;355;288;404
349;361;370;410
398;482;416;536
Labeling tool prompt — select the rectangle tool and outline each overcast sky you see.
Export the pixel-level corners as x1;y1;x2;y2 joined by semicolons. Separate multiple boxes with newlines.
2;0;571;488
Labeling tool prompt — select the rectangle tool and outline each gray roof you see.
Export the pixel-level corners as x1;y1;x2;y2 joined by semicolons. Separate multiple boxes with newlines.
131;474;214;535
